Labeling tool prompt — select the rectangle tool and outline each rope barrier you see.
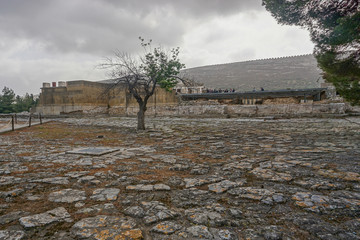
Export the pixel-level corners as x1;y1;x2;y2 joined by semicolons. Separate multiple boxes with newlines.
8;117;30;127
23;117;30;126
0;114;43;131
0;119;12;130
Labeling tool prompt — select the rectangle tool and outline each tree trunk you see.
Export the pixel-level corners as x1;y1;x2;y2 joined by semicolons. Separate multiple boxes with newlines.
137;104;146;130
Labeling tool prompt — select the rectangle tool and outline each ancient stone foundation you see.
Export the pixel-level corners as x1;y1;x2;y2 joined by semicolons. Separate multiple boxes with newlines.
38;100;357;118
107;102;349;117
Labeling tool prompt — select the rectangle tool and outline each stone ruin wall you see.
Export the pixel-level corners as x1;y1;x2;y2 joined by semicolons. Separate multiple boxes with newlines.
36;80;357;117
263;97;300;105
36;81;109;115
36;80;178;115
108;102;349;118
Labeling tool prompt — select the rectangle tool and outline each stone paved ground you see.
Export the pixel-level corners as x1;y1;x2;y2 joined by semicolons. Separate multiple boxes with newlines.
0;116;359;240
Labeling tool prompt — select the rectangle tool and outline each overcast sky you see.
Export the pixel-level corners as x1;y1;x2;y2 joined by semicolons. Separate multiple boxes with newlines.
0;0;315;96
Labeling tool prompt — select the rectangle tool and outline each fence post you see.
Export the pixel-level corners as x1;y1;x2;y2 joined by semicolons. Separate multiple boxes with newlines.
28;114;32;127
39;113;42;124
14;114;17;124
11;115;14;131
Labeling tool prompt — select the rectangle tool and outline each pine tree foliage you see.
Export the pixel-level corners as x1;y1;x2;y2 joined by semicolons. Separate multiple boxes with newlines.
0;87;15;113
0;87;38;114
263;0;360;105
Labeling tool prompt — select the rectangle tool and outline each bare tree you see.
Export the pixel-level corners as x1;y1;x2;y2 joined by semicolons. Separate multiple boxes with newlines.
100;38;185;130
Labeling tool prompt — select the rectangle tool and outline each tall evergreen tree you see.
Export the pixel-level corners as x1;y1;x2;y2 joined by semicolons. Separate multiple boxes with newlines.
14;93;37;112
0;87;38;113
0;87;15;113
263;0;360;105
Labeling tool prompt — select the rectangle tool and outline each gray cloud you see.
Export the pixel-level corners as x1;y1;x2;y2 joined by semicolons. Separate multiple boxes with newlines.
104;0;262;16
0;0;263;55
0;0;314;96
229;48;257;62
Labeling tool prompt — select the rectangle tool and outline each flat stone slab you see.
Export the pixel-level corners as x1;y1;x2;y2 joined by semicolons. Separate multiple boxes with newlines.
0;176;23;186
71;215;143;239
154;184;171;191
186;209;225;227
77;176;96;184
140;201;179;225
0;211;29;225
66;147;119;156
318;169;360;182
126;184;171;191
31;177;69;185
228;187;276;201
184;176;224;188
208;180;245;194
90;188;120;201
76;203;118;215
292;191;360;213
65;171;90;178
0;189;24;198
19;207;72;228
48;189;86;203
0;230;25;240
123;206;145;218
186;225;213;239
150;221;182;235
126;184;154;191
250;168;293;182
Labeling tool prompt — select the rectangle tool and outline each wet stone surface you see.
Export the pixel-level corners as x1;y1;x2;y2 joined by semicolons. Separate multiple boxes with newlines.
0;116;359;239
